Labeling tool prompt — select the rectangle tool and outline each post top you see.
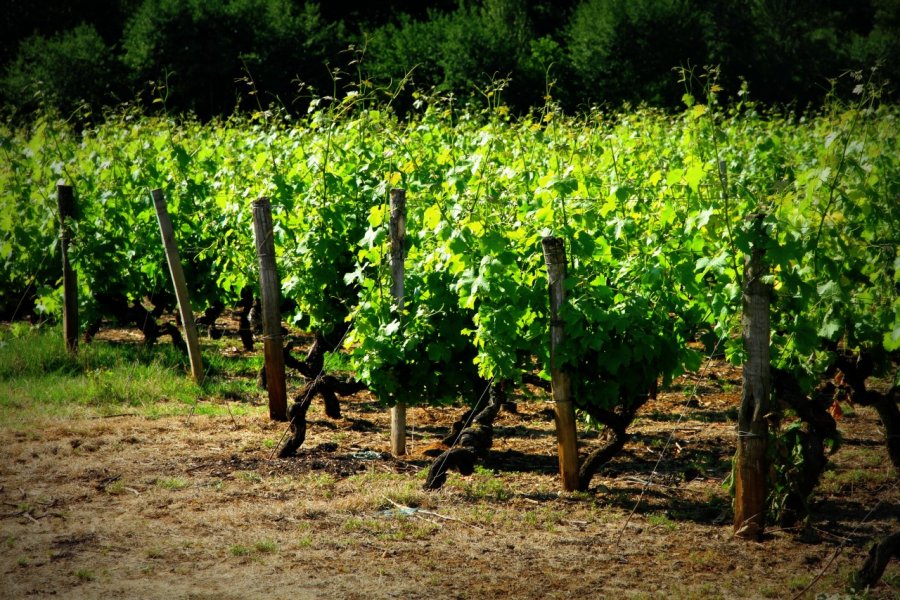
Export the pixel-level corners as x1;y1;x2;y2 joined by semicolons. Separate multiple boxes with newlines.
541;236;565;250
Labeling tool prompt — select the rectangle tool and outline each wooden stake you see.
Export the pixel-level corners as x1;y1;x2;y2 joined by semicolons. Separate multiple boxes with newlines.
151;189;204;382
542;236;580;492
57;184;78;354
733;214;770;539
389;188;407;456
251;197;287;421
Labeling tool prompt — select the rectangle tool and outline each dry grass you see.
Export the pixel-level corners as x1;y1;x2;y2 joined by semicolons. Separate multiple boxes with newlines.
1;327;897;598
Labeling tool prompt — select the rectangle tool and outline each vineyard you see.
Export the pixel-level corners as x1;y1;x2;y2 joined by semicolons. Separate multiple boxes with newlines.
1;79;899;597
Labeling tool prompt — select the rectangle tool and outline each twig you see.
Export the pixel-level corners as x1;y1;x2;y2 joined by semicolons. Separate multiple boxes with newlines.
89;413;139;419
383;497;486;531
413;514;444;528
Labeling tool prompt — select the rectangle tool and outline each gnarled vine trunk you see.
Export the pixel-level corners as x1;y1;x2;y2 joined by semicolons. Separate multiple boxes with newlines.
424;381;505;490
278;375;367;457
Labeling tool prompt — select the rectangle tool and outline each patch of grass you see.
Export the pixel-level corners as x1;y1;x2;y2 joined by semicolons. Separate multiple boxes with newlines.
688;549;717;568
0;325;266;427
17;557;29;567
145;547;164;559
307;472;336;499
819;466;893;494
156;477;189;491
520;506;567;531
787;575;810;592
74;568;95;582
669;583;724;600
467;504;498;526
341;515;436;541
253;539;278;554
457;466;512;501
647;513;677;531
382;482;428;509
104;479;126;495
236;471;262;484
226;539;280;558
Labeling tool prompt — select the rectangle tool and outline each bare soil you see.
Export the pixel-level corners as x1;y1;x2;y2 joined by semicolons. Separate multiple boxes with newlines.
1;342;898;599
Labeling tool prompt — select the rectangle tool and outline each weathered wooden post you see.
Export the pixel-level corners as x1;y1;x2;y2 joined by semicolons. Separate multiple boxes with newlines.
251;197;287;421
542;236;580;492
151;189;204;382
57;184;78;354
389;188;407;456
733;214;771;539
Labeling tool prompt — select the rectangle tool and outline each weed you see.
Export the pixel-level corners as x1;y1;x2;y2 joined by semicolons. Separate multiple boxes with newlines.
17;557;28;567
230;545;252;557
74;569;95;582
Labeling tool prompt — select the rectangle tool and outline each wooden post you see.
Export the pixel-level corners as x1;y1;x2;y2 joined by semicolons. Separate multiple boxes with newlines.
542;236;580;492
251;197;287;421
57;184;78;354
733;214;770;539
151;189;204;382
389;188;407;456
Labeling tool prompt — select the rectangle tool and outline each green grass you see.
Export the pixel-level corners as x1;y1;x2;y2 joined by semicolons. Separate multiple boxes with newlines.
456;466;513;501
253;539;278;553
0;324;266;426
156;477;189;491
647;513;678;531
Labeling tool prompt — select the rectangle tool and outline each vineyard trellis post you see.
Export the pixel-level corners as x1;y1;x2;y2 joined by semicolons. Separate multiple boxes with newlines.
57;184;78;354
150;189;204;382
542;236;580;492
389;188;407;456
733;214;771;539
252;197;288;421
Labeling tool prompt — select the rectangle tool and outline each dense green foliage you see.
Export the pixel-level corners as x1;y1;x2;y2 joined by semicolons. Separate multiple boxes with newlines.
2;77;897;419
3;0;898;117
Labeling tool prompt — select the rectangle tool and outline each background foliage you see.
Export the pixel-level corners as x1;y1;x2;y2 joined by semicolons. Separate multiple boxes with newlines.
2;0;898;118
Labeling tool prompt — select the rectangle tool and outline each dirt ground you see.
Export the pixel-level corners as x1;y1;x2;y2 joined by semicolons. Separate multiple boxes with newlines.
1;344;898;599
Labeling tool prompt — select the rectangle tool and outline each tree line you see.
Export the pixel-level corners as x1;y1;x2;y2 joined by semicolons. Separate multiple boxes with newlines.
2;0;898;119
